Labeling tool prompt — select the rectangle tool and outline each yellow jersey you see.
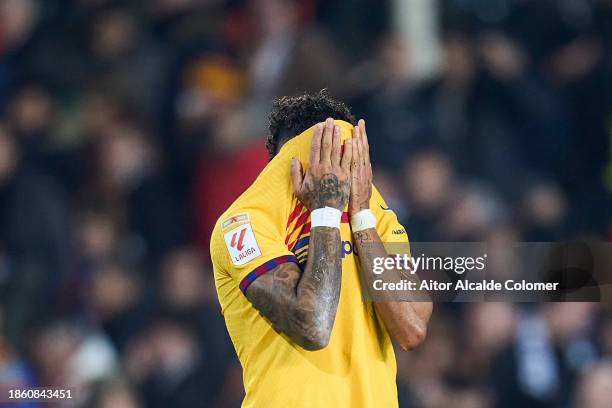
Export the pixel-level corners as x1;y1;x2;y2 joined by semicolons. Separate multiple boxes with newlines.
210;120;410;408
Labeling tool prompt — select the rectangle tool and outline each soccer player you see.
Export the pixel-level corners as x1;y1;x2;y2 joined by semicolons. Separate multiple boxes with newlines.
210;92;432;407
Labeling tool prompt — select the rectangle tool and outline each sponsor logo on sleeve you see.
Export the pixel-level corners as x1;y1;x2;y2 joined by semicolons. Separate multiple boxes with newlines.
392;228;406;235
224;223;261;266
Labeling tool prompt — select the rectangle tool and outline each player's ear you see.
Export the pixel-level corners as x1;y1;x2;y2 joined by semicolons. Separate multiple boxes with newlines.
290;157;303;195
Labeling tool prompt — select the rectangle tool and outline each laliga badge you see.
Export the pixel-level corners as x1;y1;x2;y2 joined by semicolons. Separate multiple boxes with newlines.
224;222;261;266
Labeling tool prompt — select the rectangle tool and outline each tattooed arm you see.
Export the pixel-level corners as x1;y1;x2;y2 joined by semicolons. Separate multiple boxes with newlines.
245;119;353;350
245;228;341;350
353;228;432;350
349;120;432;350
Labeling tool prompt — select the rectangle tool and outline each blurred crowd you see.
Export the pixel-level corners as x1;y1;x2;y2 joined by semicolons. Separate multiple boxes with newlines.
0;0;611;407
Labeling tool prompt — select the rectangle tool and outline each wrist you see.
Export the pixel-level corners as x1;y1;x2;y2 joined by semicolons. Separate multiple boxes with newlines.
311;207;342;229
350;209;376;232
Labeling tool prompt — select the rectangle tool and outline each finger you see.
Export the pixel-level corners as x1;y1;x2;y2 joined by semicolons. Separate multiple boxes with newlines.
290;157;303;196
331;125;341;166
355;129;365;166
358;119;368;147
341;139;353;172
310;123;323;164
359;119;370;165
320;118;334;164
359;142;365;167
351;135;360;175
352;125;361;167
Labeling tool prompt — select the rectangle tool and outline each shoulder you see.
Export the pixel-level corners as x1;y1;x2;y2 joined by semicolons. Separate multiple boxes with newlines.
370;187;395;219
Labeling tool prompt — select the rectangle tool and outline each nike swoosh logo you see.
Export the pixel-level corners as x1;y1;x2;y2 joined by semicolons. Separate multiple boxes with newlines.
380;205;391;211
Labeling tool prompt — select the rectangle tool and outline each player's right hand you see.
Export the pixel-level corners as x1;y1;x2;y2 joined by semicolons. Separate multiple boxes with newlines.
290;118;353;211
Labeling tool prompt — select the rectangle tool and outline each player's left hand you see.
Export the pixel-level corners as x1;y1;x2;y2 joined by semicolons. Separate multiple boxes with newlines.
349;119;373;216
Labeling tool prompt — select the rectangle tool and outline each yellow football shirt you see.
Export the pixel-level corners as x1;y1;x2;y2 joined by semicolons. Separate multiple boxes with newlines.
210;120;410;408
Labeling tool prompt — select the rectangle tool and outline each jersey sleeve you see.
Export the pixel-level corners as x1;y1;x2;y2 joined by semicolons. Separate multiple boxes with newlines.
210;209;297;294
371;187;410;245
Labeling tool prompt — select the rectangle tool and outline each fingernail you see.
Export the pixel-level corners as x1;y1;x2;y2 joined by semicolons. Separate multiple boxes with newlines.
334;125;340;133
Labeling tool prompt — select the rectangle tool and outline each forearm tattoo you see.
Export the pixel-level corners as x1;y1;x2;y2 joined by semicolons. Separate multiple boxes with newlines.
353;229;385;288
246;227;342;350
353;229;420;299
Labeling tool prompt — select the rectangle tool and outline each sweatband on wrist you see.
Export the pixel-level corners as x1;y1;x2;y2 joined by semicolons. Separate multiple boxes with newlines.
310;207;342;229
351;209;376;231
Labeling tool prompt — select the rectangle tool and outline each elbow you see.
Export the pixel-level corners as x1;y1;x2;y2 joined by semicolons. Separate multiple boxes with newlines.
292;310;333;351
396;302;433;351
299;330;331;351
396;322;428;351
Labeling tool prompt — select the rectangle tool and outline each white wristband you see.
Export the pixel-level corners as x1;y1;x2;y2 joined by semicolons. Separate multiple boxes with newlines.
350;209;376;231
311;207;342;229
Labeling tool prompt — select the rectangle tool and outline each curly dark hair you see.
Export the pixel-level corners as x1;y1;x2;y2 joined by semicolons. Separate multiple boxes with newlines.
266;90;356;159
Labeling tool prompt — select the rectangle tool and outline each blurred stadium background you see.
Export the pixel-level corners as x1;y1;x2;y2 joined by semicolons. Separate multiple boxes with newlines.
0;0;611;407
